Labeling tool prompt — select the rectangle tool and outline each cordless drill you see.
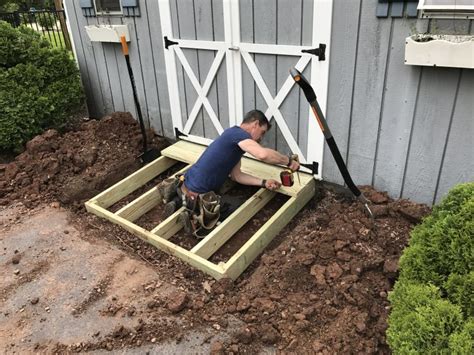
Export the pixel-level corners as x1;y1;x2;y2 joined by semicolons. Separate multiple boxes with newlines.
280;154;301;187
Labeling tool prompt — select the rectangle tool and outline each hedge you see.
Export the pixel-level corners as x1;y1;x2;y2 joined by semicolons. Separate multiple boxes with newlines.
0;21;84;151
387;183;474;353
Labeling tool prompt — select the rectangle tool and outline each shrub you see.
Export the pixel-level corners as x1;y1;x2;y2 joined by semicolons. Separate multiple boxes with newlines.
445;272;474;318
449;320;474;354
399;183;474;286
388;182;474;353
0;21;83;151
1;2;20;12
387;282;464;353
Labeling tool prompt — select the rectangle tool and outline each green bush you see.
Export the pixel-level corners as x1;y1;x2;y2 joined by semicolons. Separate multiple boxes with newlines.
0;21;83;151
449;320;474;354
387;282;465;353
399;183;474;287
388;182;474;353
1;2;20;12
445;272;474;318
37;12;56;30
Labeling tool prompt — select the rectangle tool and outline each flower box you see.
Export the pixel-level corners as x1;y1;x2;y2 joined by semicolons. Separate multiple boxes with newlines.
405;34;473;69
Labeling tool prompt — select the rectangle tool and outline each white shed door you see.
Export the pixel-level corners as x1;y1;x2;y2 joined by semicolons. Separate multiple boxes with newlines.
159;0;333;178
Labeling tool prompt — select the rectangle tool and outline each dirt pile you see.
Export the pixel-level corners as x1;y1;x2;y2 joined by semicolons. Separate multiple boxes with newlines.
0;113;431;353
70;185;429;354
180;188;431;353
0;112;168;209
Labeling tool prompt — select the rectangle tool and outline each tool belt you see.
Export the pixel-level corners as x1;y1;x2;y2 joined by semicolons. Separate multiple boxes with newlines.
177;176;221;238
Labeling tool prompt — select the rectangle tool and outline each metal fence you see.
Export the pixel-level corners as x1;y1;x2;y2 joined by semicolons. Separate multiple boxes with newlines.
0;10;72;51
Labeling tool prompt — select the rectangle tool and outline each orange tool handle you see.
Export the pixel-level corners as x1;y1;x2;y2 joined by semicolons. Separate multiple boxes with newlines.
120;35;129;56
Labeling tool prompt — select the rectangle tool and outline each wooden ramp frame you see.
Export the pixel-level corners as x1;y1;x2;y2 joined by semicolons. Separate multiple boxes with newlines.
85;140;315;280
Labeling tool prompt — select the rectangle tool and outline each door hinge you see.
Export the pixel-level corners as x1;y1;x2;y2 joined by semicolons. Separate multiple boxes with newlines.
302;43;326;61
301;161;319;175
174;127;187;139
164;36;179;50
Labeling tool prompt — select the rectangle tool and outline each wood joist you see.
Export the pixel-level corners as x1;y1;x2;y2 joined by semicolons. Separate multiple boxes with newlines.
85;140;315;280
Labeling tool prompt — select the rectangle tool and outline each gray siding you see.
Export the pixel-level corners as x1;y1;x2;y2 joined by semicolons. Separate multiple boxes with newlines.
326;0;473;205
65;0;473;205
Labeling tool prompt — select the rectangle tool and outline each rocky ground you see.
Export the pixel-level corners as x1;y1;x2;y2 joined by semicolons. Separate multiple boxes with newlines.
0;112;430;354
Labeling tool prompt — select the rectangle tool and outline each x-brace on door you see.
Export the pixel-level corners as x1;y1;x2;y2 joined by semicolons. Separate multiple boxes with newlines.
159;0;333;179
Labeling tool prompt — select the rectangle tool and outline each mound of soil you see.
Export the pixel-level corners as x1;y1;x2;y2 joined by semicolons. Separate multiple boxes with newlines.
0;112;169;209
0;112;431;353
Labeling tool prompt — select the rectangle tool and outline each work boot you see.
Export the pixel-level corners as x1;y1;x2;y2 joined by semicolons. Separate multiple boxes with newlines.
158;177;179;203
178;210;194;235
163;195;181;218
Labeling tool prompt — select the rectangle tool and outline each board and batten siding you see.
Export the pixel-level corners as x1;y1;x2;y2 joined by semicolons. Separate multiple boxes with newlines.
326;0;473;205
64;0;473;205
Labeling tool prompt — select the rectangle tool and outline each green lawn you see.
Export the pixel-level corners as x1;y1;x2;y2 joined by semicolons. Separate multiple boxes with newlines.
21;22;70;51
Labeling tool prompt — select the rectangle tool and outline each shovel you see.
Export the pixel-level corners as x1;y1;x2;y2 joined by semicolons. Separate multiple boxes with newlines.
290;68;374;221
120;35;160;164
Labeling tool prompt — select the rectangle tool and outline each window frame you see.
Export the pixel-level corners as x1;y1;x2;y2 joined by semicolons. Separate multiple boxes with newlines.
94;0;123;16
418;0;474;19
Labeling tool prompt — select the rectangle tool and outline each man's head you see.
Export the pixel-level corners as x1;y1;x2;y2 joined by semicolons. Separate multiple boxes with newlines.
240;110;271;142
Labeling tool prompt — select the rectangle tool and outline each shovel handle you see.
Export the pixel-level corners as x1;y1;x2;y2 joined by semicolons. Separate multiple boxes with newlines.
290;68;316;103
120;35;129;56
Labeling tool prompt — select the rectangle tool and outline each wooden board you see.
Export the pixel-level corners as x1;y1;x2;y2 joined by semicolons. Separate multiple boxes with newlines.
161;140;314;197
85;140;315;280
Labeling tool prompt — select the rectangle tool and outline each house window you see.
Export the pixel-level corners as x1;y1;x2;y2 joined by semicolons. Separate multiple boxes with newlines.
95;0;122;15
418;0;474;18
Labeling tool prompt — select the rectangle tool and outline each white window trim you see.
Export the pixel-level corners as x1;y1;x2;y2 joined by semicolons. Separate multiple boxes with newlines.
418;0;474;11
418;0;474;19
94;0;123;16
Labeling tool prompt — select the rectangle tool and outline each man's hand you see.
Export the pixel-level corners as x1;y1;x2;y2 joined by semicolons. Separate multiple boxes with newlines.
288;157;300;172
264;179;281;191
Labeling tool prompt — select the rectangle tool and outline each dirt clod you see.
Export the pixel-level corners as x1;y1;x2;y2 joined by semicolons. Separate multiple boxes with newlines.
260;324;279;344
167;291;188;313
11;254;21;264
210;341;224;354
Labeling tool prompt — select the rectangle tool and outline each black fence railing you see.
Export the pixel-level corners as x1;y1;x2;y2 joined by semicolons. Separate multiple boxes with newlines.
0;10;72;51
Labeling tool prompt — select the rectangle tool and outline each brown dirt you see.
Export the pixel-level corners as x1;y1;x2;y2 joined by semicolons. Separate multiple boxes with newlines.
0;112;431;353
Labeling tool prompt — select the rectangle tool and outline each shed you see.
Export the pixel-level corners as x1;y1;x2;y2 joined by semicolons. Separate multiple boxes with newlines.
64;0;474;205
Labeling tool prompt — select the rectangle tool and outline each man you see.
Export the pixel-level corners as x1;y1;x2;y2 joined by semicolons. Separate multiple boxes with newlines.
161;110;300;236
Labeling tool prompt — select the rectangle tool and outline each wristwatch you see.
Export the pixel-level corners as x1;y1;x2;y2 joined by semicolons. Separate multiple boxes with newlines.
287;154;292;167
261;179;267;188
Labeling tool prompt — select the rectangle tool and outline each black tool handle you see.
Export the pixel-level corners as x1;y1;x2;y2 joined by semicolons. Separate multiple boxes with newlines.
121;35;148;153
290;68;362;199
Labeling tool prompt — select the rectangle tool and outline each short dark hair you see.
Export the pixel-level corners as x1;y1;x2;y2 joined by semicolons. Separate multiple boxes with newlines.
242;110;271;130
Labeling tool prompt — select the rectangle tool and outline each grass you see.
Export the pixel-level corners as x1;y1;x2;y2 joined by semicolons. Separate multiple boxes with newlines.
21;22;70;51
42;30;68;50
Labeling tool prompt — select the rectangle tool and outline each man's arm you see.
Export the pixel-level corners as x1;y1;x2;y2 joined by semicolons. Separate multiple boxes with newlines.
230;161;281;190
238;139;300;171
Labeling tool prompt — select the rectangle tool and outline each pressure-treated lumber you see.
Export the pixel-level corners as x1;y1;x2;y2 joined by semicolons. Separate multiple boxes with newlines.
222;179;315;280
161;140;313;197
91;156;177;208
147;176;239;240
151;207;185;240
86;140;316;280
85;201;226;279
115;165;190;222
191;188;276;259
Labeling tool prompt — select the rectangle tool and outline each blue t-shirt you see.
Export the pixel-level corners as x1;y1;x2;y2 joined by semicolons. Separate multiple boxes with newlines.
184;126;251;193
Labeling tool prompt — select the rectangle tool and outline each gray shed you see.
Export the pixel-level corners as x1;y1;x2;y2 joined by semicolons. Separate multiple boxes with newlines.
64;0;474;205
